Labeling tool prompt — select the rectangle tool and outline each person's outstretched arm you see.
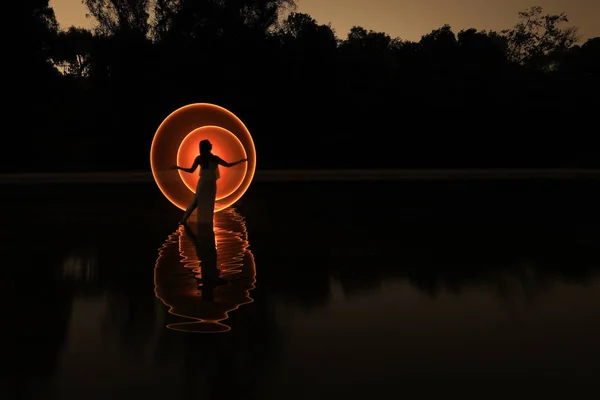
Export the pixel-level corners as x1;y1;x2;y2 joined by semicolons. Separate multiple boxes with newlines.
170;156;200;173
215;156;248;168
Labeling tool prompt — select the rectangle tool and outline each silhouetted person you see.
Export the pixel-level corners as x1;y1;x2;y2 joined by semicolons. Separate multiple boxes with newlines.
171;139;247;225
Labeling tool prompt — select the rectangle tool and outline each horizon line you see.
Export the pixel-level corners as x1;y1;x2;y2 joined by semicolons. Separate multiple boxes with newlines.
1;168;600;184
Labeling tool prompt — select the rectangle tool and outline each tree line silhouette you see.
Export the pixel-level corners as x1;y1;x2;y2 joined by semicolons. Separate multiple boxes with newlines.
16;1;599;172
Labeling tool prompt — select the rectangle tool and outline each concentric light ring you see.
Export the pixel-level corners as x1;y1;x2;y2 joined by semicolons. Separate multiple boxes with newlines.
150;103;256;212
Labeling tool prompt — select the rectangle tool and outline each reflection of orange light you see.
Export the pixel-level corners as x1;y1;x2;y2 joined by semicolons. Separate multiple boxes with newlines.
150;103;256;212
176;126;247;200
153;208;256;333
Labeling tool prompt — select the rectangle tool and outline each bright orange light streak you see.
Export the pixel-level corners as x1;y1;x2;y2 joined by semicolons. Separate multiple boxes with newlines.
150;103;256;212
153;208;256;333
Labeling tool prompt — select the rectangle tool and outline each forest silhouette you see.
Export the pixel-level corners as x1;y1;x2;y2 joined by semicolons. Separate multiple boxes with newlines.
17;1;599;173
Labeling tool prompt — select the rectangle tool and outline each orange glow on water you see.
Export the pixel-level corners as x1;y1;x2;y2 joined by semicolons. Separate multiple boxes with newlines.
150;103;256;212
153;208;256;333
176;126;247;200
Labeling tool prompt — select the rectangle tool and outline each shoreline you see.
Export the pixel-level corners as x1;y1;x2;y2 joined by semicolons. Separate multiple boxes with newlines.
1;169;600;184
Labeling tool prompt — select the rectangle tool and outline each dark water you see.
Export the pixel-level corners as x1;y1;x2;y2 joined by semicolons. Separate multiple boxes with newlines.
1;179;599;399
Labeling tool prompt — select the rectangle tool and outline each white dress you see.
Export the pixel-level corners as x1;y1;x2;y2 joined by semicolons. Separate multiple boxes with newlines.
195;159;219;224
181;157;220;225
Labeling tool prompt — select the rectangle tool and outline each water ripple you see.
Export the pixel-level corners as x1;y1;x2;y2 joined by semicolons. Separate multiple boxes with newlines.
153;208;256;333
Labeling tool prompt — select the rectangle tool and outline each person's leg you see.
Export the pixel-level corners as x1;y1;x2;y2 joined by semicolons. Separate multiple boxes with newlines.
180;178;204;224
179;194;198;224
196;180;217;225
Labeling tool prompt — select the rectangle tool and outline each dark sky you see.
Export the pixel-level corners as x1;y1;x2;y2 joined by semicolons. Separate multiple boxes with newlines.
51;0;599;42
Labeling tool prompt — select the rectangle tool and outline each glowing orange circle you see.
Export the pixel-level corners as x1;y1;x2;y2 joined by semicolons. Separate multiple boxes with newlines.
177;126;247;200
150;103;256;212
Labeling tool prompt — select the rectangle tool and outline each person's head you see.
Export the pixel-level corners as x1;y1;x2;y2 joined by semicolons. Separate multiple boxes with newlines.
199;139;213;168
199;139;212;155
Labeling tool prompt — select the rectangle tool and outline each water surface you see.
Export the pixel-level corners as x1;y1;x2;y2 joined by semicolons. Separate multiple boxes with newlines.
1;180;599;399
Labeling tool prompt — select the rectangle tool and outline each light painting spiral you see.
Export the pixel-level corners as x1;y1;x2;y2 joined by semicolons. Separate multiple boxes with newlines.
150;103;256;212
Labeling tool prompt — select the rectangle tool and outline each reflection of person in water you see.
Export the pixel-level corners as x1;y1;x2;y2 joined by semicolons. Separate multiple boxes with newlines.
154;208;257;333
171;139;247;225
183;222;222;302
